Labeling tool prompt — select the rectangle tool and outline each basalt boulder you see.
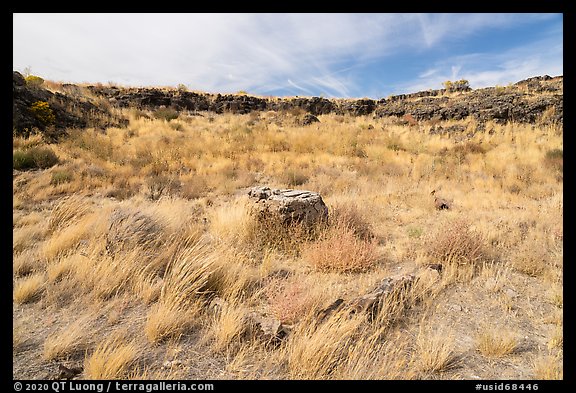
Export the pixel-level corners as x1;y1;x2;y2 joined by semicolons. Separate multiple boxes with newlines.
247;186;328;227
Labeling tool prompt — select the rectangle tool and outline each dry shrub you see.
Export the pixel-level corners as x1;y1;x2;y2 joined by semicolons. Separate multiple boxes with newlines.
181;175;210;199
452;141;486;156
13;146;59;170
145;174;181;201
249;215;317;256
265;277;315;324
509;236;550;277
426;218;485;266
330;203;374;241
105;177;139;200
279;169;309;187
303;222;379;273
543;148;562;176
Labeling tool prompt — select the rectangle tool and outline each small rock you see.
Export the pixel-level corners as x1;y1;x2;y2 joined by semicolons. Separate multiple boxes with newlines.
484;277;499;291
162;360;182;369
504;288;518;299
300;113;320;125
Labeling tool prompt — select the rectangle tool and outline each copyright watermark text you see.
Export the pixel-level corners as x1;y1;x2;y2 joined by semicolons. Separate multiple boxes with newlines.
13;382;214;393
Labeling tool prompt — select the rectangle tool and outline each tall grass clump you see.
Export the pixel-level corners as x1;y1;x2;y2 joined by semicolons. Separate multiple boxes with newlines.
84;337;138;379
13;273;45;304
144;238;215;343
47;195;92;234
285;311;366;379
476;327;518;358
42;315;95;361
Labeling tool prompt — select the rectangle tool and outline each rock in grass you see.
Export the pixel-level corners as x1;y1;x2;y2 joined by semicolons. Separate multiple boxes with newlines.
247;186;328;227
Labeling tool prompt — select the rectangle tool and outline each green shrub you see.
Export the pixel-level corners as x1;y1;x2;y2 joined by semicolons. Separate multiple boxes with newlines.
50;170;73;185
13;150;36;170
29;101;56;125
442;79;470;92
544;148;563;178
13;146;59;170
545;148;563;162
280;170;309;187
154;107;179;122
25;75;44;87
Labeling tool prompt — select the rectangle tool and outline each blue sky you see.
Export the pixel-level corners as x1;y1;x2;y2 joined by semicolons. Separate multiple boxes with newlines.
13;13;563;99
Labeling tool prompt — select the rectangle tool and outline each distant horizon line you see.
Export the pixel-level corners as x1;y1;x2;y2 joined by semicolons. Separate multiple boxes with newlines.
13;70;563;100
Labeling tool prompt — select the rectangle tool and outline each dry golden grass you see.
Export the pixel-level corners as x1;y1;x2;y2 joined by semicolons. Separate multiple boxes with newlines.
476;327;519;358
43;315;95;361
83;336;139;379
144;239;215;343
13;273;46;304
210;298;251;353
47;195;92;234
13;107;562;380
414;327;458;374
532;354;563;380
285;311;366;379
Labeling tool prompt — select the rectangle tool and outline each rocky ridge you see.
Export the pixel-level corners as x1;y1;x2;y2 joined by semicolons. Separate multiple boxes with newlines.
13;71;562;136
12;71;127;137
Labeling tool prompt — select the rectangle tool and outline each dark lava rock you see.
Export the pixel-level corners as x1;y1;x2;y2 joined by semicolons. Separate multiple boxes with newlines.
13;71;127;137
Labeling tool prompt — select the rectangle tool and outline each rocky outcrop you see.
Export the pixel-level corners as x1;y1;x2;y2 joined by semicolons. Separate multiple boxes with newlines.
14;71;563;129
299;113;320;126
247;186;328;227
336;98;377;116
213;93;268;114
374;78;563;124
317;273;416;321
12;71;127;137
89;75;561;124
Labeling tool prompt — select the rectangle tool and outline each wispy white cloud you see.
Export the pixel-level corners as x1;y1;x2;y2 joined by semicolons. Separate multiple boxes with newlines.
13;13;562;97
397;29;563;94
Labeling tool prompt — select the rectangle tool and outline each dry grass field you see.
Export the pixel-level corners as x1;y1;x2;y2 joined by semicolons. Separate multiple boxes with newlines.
13;102;563;380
